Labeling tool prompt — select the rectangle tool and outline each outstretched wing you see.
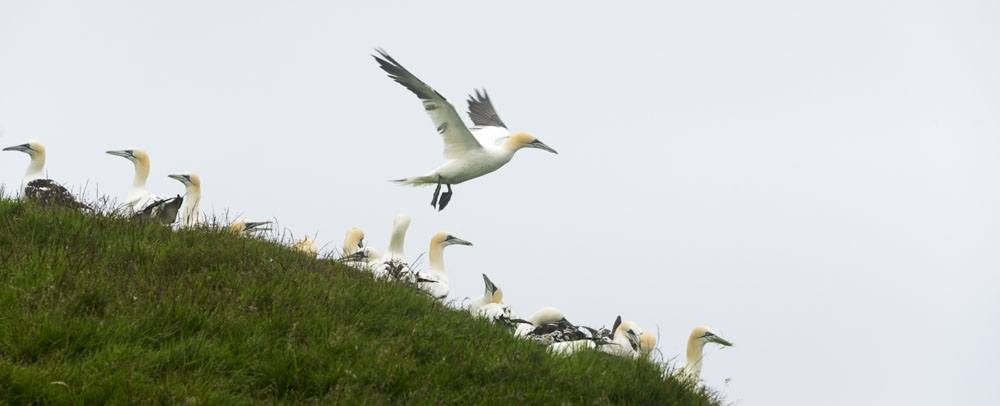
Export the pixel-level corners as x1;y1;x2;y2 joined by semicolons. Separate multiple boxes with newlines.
374;49;483;159
466;89;507;129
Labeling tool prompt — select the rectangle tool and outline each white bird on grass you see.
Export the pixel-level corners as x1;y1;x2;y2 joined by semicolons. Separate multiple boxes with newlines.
166;173;201;228
415;231;473;299
228;220;272;235
105;148;161;213
373;49;558;211
3;140;89;209
470;274;512;323
674;326;733;383
600;317;644;358
294;236;318;257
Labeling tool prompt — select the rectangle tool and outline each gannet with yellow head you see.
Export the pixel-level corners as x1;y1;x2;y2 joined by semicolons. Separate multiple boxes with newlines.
228;220;272;235
470;273;512;323
165;173;201;227
3;140;89;209
106;148;161;213
342;227;365;256
600;317;644;358
675;325;733;383
370;214;411;279
294;236;318;257
639;331;658;359
415;231;472;299
374;49;558;211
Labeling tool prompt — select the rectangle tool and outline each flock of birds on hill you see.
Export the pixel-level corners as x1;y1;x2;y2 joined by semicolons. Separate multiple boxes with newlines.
1;49;733;384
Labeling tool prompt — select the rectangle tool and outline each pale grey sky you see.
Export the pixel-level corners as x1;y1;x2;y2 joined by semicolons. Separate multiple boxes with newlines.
2;1;998;404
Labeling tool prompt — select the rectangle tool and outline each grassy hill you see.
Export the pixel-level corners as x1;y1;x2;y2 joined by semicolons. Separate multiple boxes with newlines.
0;198;722;404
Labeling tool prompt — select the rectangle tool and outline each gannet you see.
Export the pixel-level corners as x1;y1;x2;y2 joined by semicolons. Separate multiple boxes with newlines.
513;307;593;345
639;331;658;359
337;227;374;267
106;148;161;213
470;274;512;323
600;317;644;358
3;140;89;209
228;220;272;235
415;231;472;299
370;214;412;280
294;236;318;257
373;49;558;211
167;173;201;227
342;227;365;256
675;326;733;383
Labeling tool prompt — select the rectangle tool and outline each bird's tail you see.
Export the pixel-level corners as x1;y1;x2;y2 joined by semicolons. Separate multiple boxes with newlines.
391;176;435;186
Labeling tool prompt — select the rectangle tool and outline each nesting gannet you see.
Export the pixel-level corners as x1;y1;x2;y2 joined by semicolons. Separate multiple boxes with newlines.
228;220;272;235
600;317;644;358
342;227;365;256
167;173;201;227
3;140;89;209
294;236;318;257
415;231;472;299
106;148;161;213
513;307;593;345
470;274;512;324
675;326;733;383
337;227;375;267
370;214;412;280
639;331;658;359
373;49;558;211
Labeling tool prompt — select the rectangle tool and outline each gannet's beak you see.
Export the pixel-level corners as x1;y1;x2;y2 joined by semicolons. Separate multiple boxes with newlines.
3;143;31;153
444;235;473;246
357;238;365;248
707;333;733;347
106;150;134;159
482;274;498;296
244;221;273;232
625;329;642;352
168;174;191;185
528;139;558;154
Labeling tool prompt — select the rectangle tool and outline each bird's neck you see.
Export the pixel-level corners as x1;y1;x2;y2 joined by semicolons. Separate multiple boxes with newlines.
491;289;504;304
388;226;406;256
132;159;150;188
181;186;201;226
428;243;445;272
684;340;706;379
501;138;524;155
25;153;45;181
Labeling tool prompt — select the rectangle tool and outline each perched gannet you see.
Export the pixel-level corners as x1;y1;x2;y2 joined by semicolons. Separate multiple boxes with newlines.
470;274;512;323
370;214;412;279
639;331;658;359
675;326;733;383
106;148;161;213
601;317;644;358
3;140;89;209
514;307;593;345
294;236;318;257
374;49;558;211
228;220;272;235
167;173;201;227
415;231;472;299
342;227;365;256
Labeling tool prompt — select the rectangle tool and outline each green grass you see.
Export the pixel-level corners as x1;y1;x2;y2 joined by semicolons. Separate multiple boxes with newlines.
0;198;722;404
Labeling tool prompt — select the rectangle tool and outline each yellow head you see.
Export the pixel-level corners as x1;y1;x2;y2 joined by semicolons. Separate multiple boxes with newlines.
343;227;365;253
503;132;558;154
168;173;202;189
3;139;45;157
639;332;657;357
689;325;733;347
430;231;473;249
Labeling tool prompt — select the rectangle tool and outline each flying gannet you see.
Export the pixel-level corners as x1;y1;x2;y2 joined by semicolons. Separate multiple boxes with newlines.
674;326;732;383
3;140;89;209
373;49;558;211
167;173;201;227
106;148;162;213
470;274;513;324
415;231;472;299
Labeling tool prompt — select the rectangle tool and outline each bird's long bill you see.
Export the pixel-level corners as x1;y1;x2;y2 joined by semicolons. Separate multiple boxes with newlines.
167;174;189;184
529;140;558;154
245;221;273;232
482;274;498;295
2;143;30;152
106;150;132;158
709;335;733;347
447;236;473;246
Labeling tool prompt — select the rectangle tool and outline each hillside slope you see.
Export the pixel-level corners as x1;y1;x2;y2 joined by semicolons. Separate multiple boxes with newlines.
0;199;721;404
